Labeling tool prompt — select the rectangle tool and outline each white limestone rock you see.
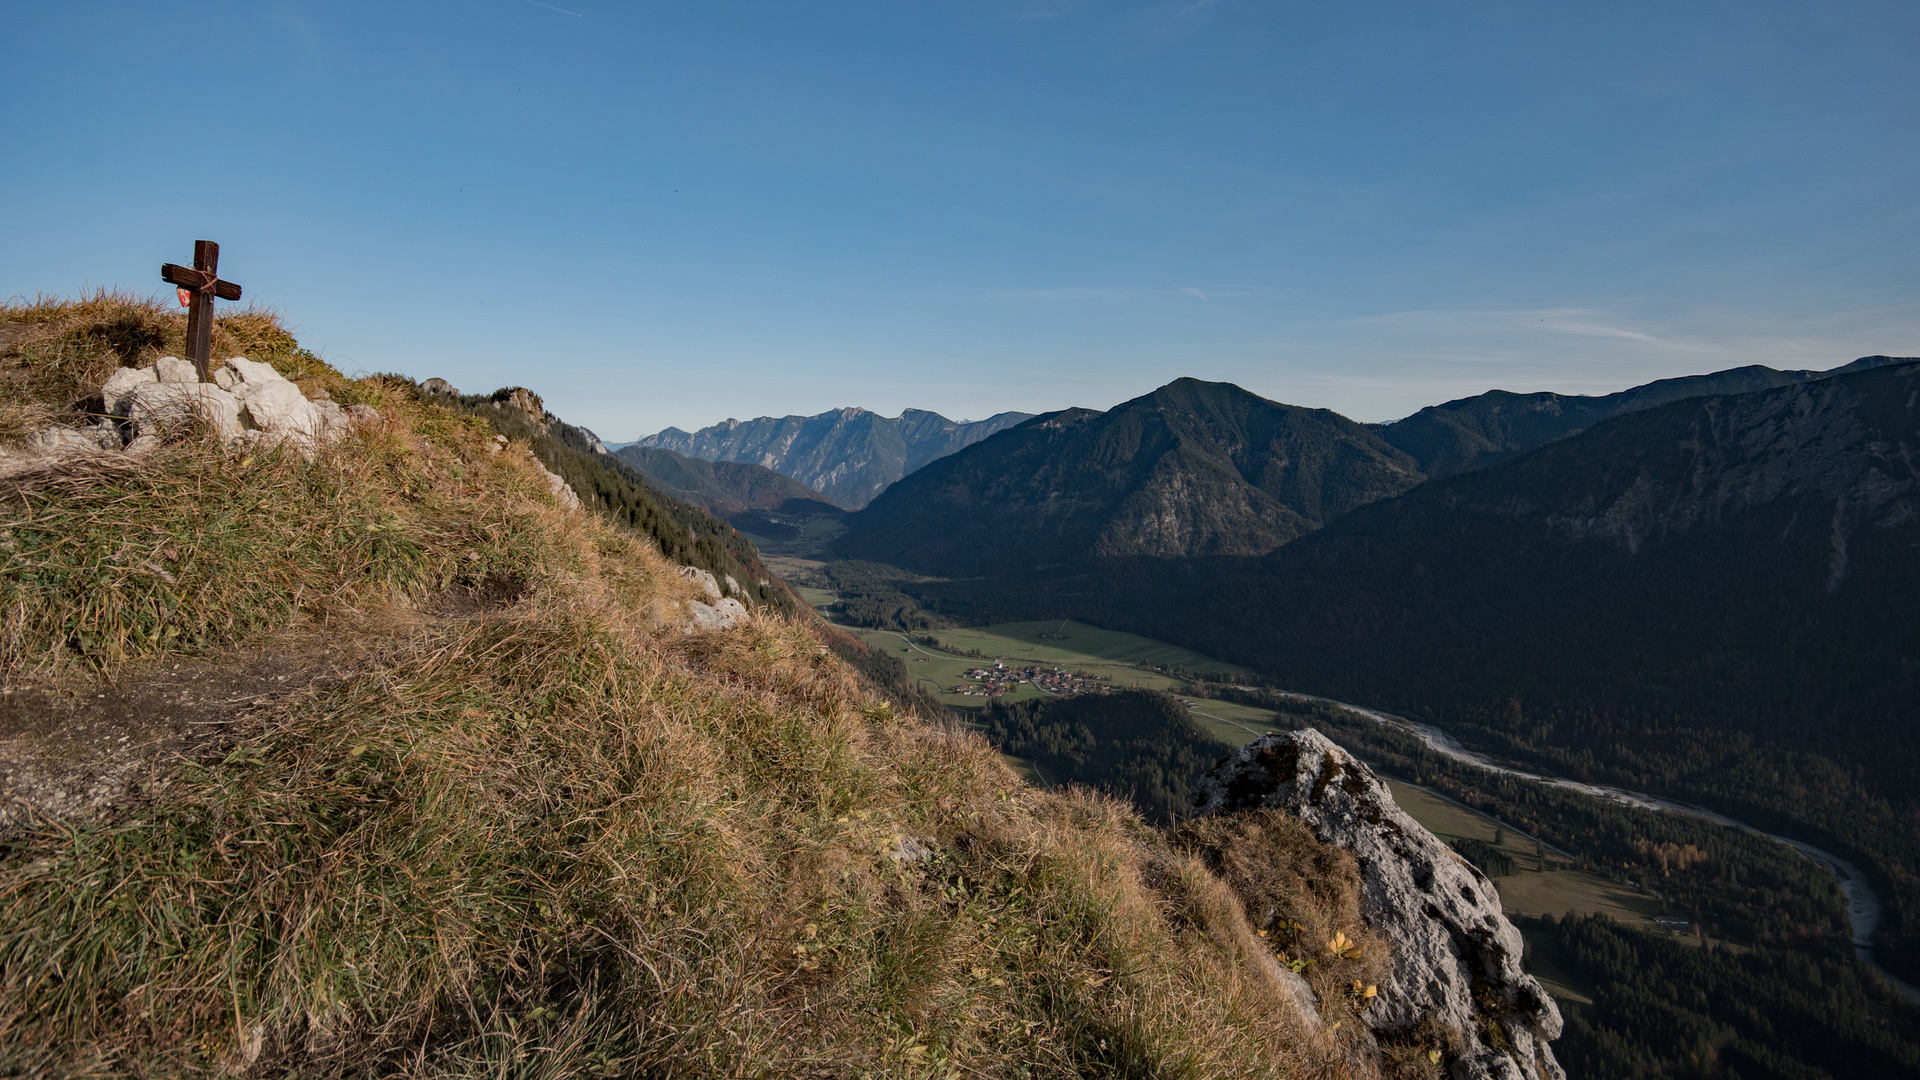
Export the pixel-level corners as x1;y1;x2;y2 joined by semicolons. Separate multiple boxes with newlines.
724;574;742;597
678;566;724;601
505;387;545;426
421;377;458;396
313;398;347;433
686;597;748;631
528;454;581;512
222;357;288;387
28;425;119;452
234;378;323;441
153;356;199;383
1194;730;1565;1080
116;382;246;443
101;366;158;413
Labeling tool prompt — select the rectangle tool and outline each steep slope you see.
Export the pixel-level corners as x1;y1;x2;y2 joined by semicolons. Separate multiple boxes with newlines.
638;406;1033;508
1378;354;1915;477
612;443;841;517
833;378;1424;575
3;293;1497;1079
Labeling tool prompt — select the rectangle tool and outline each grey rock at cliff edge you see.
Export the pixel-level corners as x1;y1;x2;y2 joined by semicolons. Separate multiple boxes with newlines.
1194;729;1565;1080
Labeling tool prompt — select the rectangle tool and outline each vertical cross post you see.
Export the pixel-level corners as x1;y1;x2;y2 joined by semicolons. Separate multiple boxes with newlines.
184;240;218;382
161;241;244;382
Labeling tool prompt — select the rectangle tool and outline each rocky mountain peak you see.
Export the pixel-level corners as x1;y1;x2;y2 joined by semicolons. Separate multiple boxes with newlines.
636;406;1033;508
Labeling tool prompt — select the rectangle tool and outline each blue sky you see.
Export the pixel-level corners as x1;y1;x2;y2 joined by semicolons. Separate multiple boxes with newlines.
4;1;1916;439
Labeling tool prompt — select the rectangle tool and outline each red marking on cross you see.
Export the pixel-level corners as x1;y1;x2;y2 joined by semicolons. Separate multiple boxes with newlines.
177;288;193;308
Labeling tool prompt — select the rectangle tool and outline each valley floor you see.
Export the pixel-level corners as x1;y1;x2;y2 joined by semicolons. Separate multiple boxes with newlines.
807;600;1691;974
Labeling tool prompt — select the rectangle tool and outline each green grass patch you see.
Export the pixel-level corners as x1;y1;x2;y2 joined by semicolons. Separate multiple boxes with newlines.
1385;781;1663;928
831;621;1257;714
938;620;1252;674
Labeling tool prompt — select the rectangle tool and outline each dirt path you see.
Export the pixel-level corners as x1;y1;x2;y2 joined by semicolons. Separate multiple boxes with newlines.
0;643;361;826
0;584;526;828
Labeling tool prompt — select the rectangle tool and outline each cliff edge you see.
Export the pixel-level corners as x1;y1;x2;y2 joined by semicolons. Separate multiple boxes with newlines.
1196;729;1566;1080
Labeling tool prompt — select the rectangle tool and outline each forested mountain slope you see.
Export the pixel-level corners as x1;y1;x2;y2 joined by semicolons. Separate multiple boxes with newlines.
613;443;840;517
833;378;1424;574
992;361;1920;982
638;406;1032;508
1377;354;1914;477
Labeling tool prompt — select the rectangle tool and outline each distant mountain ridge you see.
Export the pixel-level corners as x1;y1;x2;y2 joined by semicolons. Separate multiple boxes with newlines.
637;407;1033;508
611;445;839;519
1377;354;1915;477
833;378;1425;573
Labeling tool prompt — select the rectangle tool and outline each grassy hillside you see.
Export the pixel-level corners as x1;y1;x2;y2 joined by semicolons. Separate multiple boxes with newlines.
0;295;1422;1078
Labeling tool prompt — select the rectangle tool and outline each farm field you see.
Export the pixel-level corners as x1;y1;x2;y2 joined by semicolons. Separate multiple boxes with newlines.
1184;699;1289;744
1384;780;1669;1006
834;618;1262;713
934;620;1253;674
848;627;1084;708
794;585;837;613
1385;781;1662;926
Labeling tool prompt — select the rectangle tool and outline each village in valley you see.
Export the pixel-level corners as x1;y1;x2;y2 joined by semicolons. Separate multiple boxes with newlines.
951;662;1111;698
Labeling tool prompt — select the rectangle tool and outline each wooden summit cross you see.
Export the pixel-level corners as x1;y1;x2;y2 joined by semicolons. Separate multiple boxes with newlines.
161;240;243;382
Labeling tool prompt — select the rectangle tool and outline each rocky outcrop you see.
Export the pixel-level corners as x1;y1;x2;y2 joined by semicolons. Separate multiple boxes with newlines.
676;566;748;630
499;387;546;427
529;455;582;512
678;566;724;600
84;357;379;454
686;598;748;630
1195;730;1564;1080
8;358;385;498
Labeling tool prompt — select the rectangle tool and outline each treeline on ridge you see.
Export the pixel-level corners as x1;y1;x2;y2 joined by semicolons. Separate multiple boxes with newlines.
979;689;1233;822
425;384;948;719
1526;913;1920;1080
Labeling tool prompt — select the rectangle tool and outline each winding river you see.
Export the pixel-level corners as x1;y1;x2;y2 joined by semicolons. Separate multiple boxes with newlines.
1269;690;1920;1004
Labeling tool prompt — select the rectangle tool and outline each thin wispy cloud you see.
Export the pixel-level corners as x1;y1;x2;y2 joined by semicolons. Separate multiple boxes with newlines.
1506;309;1694;348
1011;3;1080;21
519;0;582;16
986;284;1258;303
1140;0;1232;44
263;0;323;60
1357;307;1702;353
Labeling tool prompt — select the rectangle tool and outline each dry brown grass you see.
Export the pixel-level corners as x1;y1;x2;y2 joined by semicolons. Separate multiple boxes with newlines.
0;291;353;441
0;446;153;502
0;295;1393;1078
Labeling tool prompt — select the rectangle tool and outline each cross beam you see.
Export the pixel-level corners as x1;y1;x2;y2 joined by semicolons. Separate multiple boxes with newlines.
161;240;243;382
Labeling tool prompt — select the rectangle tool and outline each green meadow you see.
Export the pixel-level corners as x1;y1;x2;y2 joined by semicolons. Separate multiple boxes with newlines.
838;618;1248;711
936;620;1253;674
